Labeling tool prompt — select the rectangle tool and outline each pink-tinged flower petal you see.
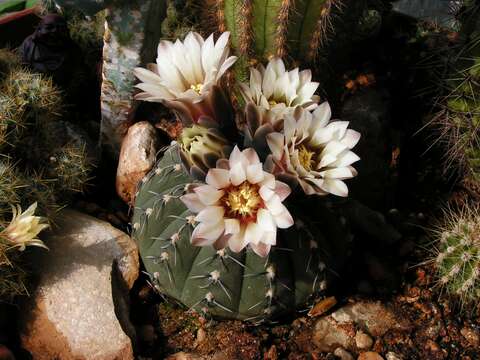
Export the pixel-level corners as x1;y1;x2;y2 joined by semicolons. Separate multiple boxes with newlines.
193;185;224;205
341;129;361;149
257;209;275;232
195;206;225;223
273;181;291;201
260;172;276;189
230;162;247;186
317;153;337;169
213;234;231;250
327;121;349;140
191;220;225;246
330;151;360;167
216;158;230;169
312;102;332;128
259;186;275;202
266;132;285;160
320;140;348;158
261;230;277;245
246;163;264;184
180;193;206;212
320;179;349;197
242;148;261;165
297;82;319;105
229;146;248;169
224;218;240;234
206;168;231;189
218;55;238;79
134;67;162;84
250;242;271;257
319;167;355;180
265;195;286;216
245;222;264;245
272;210;294;229
228;227;248;252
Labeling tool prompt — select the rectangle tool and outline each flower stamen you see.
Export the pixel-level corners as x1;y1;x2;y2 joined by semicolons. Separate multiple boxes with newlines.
222;182;262;220
298;145;316;171
190;83;203;94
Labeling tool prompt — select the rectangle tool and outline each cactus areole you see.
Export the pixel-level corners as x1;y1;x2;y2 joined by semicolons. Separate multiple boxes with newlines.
132;145;347;321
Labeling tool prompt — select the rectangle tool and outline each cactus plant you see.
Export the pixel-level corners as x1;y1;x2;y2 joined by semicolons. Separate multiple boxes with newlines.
218;0;344;63
432;204;480;305
132;145;349;321
428;2;480;183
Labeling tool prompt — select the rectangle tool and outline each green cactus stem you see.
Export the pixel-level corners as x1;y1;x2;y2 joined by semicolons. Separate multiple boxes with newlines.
221;0;343;63
132;145;348;321
432;205;480;305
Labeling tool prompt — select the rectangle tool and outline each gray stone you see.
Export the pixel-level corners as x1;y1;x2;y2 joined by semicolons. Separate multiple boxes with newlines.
100;1;165;157
20;210;139;360
116;121;159;205
331;301;411;337
313;317;355;352
334;347;354;360
355;330;373;350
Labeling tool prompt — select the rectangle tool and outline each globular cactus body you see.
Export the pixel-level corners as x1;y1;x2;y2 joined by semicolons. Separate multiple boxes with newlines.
434;206;480;304
132;145;346;321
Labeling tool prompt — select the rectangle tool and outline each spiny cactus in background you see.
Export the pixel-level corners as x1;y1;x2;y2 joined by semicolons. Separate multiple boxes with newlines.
217;0;344;62
2;68;63;121
47;142;94;194
0;254;29;302
429;2;480;183
0;48;20;80
0;48;94;216
432;205;480;306
132;145;349;321
161;0;198;40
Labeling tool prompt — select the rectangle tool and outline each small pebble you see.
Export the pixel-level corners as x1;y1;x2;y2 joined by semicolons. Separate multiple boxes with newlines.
195;328;206;345
308;296;337;317
385;352;403;360
358;352;383;360
425;339;440;352
334;347;354;360
460;326;479;347
355;330;374;350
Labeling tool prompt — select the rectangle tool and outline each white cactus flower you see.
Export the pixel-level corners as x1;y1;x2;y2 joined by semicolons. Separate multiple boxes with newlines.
1;202;49;251
133;32;237;124
239;57;320;126
266;102;361;197
180;146;294;257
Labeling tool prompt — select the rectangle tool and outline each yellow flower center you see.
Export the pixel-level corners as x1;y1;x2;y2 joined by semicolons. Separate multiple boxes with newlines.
222;182;262;220
298;145;316;171
190;83;203;94
268;99;278;106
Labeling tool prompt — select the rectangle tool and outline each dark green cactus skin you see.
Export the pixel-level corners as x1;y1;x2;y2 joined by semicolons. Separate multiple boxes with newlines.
223;0;339;62
132;145;347;321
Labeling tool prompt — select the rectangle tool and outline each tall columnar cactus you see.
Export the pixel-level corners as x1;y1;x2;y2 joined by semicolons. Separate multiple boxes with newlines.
132;145;349;321
219;0;344;63
433;205;480;305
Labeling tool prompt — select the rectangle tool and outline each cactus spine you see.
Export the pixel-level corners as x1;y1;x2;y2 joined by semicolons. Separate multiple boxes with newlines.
221;0;343;63
433;205;480;305
132;145;347;321
0;48;94;302
431;2;480;182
